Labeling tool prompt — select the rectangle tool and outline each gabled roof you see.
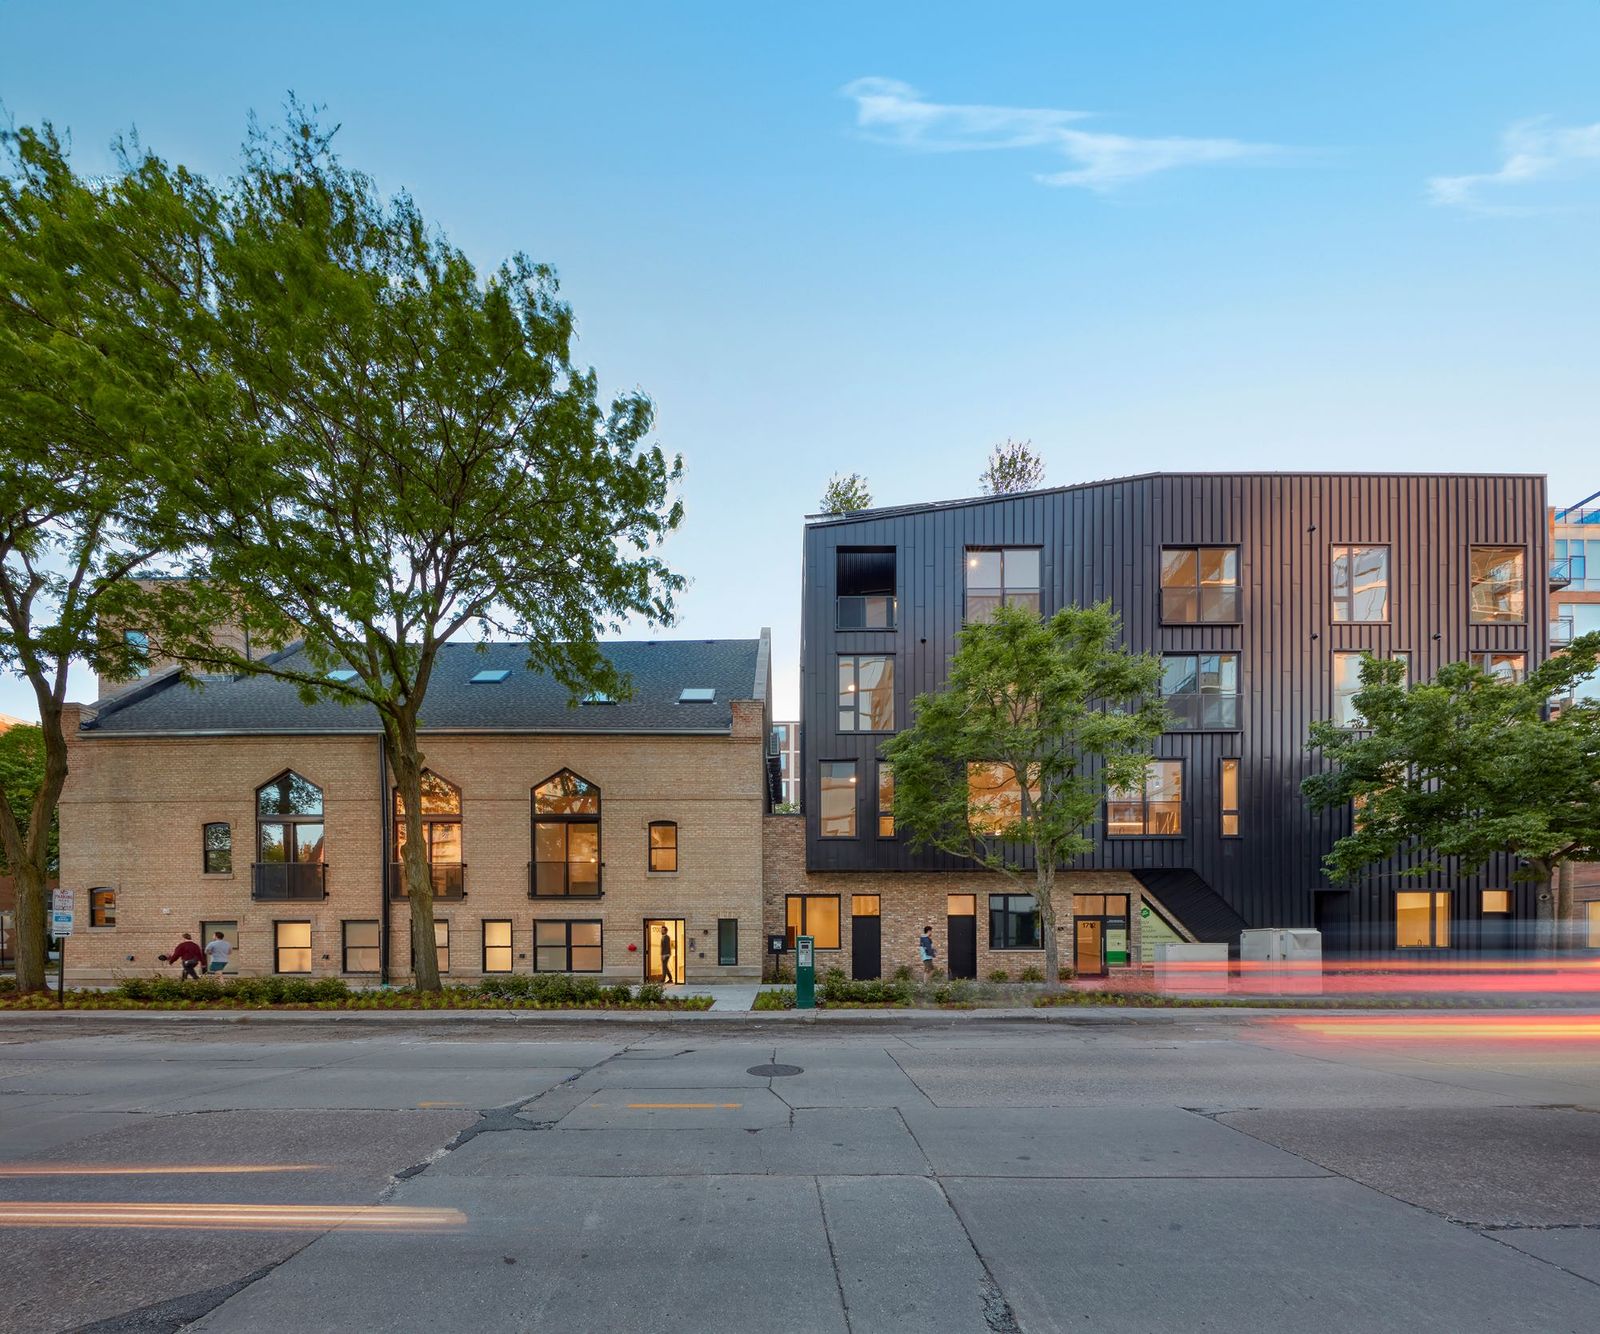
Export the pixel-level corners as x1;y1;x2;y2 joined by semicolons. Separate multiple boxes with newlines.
83;638;764;737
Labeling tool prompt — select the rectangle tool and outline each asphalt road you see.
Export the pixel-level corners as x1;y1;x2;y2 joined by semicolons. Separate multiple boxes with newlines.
1;1010;1597;1333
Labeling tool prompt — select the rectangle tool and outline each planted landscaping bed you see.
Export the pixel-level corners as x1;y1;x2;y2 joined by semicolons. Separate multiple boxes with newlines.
0;974;713;1011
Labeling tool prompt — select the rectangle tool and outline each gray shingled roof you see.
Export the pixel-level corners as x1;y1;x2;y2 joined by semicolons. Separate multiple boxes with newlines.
87;639;763;735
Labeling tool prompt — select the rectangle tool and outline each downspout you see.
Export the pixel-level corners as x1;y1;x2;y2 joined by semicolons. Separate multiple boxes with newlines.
378;737;390;984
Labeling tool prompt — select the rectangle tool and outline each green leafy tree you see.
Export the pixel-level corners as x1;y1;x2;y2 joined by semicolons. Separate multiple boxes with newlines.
1303;639;1600;947
979;438;1046;495
0;724;56;875
819;472;872;514
0;125;213;990
884;603;1167;986
163;112;683;991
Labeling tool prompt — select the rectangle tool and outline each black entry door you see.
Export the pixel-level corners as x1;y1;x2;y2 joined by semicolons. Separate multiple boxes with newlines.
851;895;881;980
946;894;977;979
1314;891;1352;956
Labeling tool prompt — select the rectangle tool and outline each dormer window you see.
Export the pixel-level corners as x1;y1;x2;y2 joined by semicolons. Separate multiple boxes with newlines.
583;691;616;704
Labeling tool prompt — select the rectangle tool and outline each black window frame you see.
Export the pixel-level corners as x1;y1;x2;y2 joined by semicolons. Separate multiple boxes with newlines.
818;760;858;839
717;918;738;967
89;886;116;928
1159;546;1240;625
482;919;514;974
1161;652;1240;731
392;769;463;870
988;893;1042;950
342;919;380;974
1396;890;1452;950
202;822;232;875
1469;545;1527;624
273;919;313;974
532;918;604;973
876;762;895;839
1330;544;1390;624
255;770;326;868
1105;759;1184;838
964;546;1043;623
836;653;895;733
647;820;679;874
530;769;602;898
1219;758;1241;838
785;893;842;950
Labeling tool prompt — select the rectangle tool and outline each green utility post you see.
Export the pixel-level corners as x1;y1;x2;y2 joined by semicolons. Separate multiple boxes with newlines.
795;935;815;1009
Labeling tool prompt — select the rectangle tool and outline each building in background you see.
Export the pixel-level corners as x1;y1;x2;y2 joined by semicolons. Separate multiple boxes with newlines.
1549;492;1600;946
777;472;1557;981
769;720;800;807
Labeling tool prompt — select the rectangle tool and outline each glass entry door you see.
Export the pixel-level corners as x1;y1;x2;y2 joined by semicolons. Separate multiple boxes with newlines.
1075;919;1104;976
644;919;685;985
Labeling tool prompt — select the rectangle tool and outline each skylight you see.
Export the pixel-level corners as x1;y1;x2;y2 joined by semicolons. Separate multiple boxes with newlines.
582;691;616;705
678;687;715;703
470;669;511;684
327;669;358;682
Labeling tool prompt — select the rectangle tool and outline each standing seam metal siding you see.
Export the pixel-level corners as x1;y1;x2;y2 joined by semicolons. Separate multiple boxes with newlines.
800;472;1549;953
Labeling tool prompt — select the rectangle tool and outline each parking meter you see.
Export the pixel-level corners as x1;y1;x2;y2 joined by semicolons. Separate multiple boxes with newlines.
795;934;815;1009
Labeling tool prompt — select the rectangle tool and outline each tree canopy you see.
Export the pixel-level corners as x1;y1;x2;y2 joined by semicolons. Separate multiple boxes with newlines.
819;472;872;514
978;438;1046;495
883;603;1167;984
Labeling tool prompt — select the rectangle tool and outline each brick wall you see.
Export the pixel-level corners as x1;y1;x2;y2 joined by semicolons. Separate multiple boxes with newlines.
60;724;767;986
761;814;1147;980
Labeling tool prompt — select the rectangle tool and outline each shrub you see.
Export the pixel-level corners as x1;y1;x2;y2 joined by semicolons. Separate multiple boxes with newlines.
891;965;913;983
818;975;913;1006
987;969;1010;983
1057;966;1076;982
753;988;794;1010
604;983;634;1005
1018;965;1045;983
634;982;666;1005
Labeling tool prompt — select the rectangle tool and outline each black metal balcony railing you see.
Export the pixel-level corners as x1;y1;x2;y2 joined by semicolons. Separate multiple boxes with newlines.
251;862;328;901
388;862;465;901
836;594;897;631
527;862;603;899
1549;557;1573;590
1550;616;1575;647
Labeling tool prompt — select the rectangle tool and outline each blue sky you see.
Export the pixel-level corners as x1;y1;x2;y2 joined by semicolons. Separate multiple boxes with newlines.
4;0;1599;720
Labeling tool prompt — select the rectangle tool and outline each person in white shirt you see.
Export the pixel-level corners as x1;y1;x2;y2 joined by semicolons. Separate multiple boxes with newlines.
204;932;233;974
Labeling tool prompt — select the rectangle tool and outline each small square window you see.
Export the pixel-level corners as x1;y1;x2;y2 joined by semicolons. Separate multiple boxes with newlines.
679;687;716;702
1481;889;1511;914
470;669;510;684
89;887;116;928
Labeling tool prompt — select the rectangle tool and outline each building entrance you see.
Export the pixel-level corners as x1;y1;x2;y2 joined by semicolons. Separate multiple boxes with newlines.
946;894;977;979
851;895;881;979
644;919;685;985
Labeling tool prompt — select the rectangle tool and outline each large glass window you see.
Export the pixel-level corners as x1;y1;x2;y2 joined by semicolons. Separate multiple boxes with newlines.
786;894;841;950
1331;545;1390;622
274;920;312;973
531;770;600;896
342;920;380;973
393;771;463;897
965;548;1042;622
1333;652;1365;728
1162;653;1239;729
648;821;678;873
1470;546;1526;623
534;919;602;972
202;823;232;874
968;762;1038;834
836;548;897;630
989;894;1041;950
257;772;325;865
876;763;895;838
482;920;513;973
819;761;857;838
1396;891;1450;948
1471;652;1526;683
1106;761;1183;836
1160;547;1238;623
1220;759;1240;837
837;655;894;731
89;887;115;928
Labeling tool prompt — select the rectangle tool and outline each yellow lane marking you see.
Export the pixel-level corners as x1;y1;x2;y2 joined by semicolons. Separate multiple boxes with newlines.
0;1203;467;1231
625;1102;742;1110
0;1165;318;1177
417;1101;467;1108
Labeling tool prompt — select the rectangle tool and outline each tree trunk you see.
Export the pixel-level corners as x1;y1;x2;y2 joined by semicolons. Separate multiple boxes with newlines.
386;720;441;994
3;700;69;995
1035;855;1068;993
1556;859;1575;953
12;861;48;994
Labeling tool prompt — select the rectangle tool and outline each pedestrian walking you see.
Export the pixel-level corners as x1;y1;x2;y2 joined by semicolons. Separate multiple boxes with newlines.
918;925;936;982
659;925;674;985
204;931;232;974
167;933;204;981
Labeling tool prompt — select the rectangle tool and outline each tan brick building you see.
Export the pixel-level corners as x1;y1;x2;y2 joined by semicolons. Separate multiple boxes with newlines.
60;635;773;987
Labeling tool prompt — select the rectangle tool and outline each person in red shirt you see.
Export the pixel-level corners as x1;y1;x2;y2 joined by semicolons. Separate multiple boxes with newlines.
167;933;204;981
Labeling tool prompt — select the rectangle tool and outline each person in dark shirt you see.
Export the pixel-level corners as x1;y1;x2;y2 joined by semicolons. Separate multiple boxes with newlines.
167;933;204;981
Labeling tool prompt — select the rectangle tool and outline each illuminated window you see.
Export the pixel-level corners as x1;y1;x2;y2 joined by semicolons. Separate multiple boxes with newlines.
989;894;1041;950
393;771;462;898
1588;902;1600;949
786;894;841;950
1107;761;1183;836
851;894;880;918
1481;889;1511;914
968;762;1039;835
647;821;678;873
1470;547;1525;623
202;823;232;874
965;548;1041;622
534;919;602;973
819;761;857;838
877;763;895;838
717;918;738;966
1396;891;1450;948
1333;653;1366;728
89;887;116;928
1220;759;1240;837
1331;545;1390;622
482;919;513;973
531;770;600;896
342;920;380;973
274;920;312;973
257;772;325;870
1162;653;1240;729
410;920;450;974
838;655;894;731
1160;547;1238;623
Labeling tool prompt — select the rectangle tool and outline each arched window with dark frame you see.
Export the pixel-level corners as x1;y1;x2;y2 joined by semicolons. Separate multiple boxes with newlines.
255;771;325;900
531;769;600;897
648;821;678;873
392;771;463;899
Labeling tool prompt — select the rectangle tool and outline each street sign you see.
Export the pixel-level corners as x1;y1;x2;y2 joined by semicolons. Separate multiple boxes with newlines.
52;888;74;915
51;910;74;937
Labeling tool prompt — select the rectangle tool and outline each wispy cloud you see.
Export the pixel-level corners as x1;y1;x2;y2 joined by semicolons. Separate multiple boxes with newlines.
1429;117;1600;213
840;77;1282;192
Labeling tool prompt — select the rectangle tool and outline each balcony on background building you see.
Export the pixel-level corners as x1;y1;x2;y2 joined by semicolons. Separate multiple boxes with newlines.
1549;557;1572;590
251;862;327;901
388;862;466;901
1550;616;1575;648
836;594;897;631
